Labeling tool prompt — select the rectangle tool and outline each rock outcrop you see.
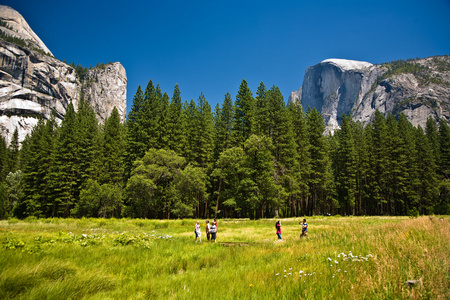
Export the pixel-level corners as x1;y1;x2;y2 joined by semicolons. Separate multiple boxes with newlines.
0;5;127;146
291;56;450;132
0;5;52;56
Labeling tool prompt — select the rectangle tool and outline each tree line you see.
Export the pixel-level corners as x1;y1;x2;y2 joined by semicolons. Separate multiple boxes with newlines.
0;79;449;219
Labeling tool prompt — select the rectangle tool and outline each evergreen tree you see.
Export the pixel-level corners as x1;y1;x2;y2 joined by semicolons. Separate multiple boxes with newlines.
266;85;299;217
415;126;439;214
184;99;198;164
232;79;254;147
50;102;79;217
363;124;378;214
157;92;170;149
438;118;450;179
125;85;146;179
437;119;450;213
213;92;234;160
351;121;371;215
243;135;278;219
254;82;270;136
335;114;357;215
306;107;332;215
20;119;45;216
397;114;420;215
371;110;389;214
0;135;8;181
142;79;161;149
101;107;125;186
76;98;101;192
167;84;186;154
195;93;215;168
288;100;311;216
8;128;19;173
425;117;440;166
385;113;408;215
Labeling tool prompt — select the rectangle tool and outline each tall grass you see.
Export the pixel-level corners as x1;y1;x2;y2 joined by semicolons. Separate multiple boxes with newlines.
0;216;448;299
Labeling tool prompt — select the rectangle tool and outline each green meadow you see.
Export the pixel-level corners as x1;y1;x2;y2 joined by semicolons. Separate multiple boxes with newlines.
0;216;448;299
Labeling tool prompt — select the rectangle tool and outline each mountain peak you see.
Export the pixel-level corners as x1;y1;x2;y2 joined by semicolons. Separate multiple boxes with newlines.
321;58;372;71
0;5;53;56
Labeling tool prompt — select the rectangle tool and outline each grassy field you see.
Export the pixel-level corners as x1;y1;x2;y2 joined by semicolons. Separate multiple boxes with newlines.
0;216;448;299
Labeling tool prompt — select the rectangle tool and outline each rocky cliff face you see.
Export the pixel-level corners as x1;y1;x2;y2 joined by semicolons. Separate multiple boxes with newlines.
0;5;127;145
291;56;450;132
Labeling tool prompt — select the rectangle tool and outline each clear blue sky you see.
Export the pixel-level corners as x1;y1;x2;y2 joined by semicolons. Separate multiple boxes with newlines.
3;0;450;113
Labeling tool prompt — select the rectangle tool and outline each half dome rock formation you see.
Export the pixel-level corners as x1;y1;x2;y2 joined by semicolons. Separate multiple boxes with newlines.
0;5;127;145
291;56;450;133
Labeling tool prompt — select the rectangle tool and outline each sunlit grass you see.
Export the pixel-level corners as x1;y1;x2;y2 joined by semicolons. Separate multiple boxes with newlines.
0;216;448;299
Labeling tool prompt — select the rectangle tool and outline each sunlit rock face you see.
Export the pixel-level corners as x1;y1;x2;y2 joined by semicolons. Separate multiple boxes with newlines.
291;57;450;133
0;5;127;146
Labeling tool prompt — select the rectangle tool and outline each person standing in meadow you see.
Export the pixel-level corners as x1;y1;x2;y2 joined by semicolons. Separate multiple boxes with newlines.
210;222;217;242
195;221;201;242
205;220;211;241
276;221;282;240
300;219;308;237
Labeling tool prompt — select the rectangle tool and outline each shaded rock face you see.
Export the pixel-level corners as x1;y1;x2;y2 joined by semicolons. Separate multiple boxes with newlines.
292;57;450;132
81;62;127;123
353;57;450;128
0;6;127;145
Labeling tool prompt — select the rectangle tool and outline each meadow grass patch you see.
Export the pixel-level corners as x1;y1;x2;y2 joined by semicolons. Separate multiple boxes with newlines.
0;216;448;299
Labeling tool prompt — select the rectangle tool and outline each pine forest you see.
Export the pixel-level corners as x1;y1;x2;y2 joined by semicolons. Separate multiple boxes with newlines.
0;79;449;220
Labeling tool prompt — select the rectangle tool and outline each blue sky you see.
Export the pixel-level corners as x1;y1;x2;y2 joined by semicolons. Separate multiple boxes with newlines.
3;0;450;112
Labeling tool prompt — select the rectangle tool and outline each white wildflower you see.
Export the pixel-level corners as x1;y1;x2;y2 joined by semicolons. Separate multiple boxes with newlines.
275;273;279;276
335;260;339;265
327;257;332;261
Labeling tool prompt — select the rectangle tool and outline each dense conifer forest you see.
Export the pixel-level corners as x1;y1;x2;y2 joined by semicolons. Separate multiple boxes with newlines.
0;79;449;219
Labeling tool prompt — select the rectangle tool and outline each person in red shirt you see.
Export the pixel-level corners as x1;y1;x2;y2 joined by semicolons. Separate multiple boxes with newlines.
276;221;282;240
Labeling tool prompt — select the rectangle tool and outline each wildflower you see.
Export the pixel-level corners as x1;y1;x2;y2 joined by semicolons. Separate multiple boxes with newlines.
287;273;292;275
249;284;254;287
289;268;293;270
284;270;286;272
335;260;339;264
327;257;332;261
284;275;287;278
275;273;279;276
82;234;87;238
299;271;304;274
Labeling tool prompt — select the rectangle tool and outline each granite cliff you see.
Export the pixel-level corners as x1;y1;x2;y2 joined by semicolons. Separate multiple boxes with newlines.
0;5;127;145
291;56;450;132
